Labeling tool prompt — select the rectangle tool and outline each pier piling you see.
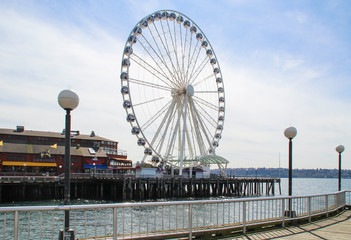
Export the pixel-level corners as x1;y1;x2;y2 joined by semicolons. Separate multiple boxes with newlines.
0;176;280;202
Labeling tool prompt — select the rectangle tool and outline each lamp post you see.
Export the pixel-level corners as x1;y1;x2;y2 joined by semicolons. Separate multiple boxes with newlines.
336;145;345;191
284;126;297;217
58;89;79;240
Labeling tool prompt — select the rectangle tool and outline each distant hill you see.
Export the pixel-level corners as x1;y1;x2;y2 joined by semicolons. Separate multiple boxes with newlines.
211;168;351;178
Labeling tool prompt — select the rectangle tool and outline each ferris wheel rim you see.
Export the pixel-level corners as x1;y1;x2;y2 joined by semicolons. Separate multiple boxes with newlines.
120;10;225;164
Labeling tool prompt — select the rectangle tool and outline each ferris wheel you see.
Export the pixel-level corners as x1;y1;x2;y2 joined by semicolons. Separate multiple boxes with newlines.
120;10;225;173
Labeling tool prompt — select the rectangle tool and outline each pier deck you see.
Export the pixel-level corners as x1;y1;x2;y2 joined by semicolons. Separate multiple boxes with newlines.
225;208;351;240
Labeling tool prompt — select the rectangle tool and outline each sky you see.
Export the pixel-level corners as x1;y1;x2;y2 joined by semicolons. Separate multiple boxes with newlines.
1;0;351;170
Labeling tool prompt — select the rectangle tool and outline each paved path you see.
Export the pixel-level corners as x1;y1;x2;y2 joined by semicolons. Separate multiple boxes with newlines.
224;210;351;240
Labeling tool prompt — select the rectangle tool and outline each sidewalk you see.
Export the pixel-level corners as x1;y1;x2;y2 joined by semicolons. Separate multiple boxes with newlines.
225;210;351;240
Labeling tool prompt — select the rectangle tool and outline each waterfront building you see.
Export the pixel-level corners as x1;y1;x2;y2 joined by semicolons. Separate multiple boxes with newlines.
0;126;132;175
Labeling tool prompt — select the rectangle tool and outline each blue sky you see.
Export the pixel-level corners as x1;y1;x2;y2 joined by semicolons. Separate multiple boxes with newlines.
1;0;351;169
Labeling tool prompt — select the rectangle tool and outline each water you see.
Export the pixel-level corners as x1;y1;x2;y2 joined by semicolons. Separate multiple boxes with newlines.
279;178;351;196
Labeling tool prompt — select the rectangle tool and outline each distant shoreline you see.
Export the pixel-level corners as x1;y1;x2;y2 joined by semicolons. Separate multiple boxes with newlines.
212;167;351;179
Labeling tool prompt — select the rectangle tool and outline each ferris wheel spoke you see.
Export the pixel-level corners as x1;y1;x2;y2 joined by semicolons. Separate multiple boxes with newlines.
169;20;184;83
149;98;177;150
190;100;204;155
165;97;186;161
199;112;216;144
185;105;197;157
133;96;167;108
140;99;173;131
192;95;218;111
133;40;177;87
195;91;218;93
185;124;194;157
159;20;183;83
129;77;172;92
158;107;177;158
179;95;189;173
192;99;217;128
185;40;201;85
130;54;173;88
149;24;183;87
178;24;185;83
189;56;211;86
192;74;215;88
196;106;217;129
189;98;215;154
188;100;207;155
139;33;180;87
184;34;193;84
188;44;201;85
181;28;189;84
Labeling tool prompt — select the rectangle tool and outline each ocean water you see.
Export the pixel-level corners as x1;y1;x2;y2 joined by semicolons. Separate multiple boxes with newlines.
279;177;351;196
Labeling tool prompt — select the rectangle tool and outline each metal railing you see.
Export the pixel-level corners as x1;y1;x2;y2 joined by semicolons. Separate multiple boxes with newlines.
0;191;348;240
0;175;59;183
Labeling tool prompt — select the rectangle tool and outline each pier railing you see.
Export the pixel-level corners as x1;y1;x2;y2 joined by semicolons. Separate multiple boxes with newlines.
0;191;349;240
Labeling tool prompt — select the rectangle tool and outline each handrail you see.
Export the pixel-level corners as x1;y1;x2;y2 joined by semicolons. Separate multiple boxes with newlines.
0;191;349;240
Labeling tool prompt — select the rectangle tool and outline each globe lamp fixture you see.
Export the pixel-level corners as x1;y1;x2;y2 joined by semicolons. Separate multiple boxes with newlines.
336;145;345;154
284;127;297;140
58;89;79;111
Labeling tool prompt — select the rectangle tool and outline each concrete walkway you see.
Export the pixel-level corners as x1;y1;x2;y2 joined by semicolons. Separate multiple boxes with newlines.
225;210;351;240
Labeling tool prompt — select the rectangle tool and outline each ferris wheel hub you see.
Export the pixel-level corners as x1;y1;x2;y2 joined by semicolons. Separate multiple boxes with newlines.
186;85;194;97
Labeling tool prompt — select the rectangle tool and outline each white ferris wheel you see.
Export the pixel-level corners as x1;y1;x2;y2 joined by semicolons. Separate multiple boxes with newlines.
120;10;226;175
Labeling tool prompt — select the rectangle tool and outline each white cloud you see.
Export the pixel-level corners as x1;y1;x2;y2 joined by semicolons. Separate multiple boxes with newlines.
0;8;146;162
216;45;351;169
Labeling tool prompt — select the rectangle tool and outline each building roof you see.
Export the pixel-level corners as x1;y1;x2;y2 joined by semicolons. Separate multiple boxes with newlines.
0;128;117;143
198;154;229;165
0;142;107;157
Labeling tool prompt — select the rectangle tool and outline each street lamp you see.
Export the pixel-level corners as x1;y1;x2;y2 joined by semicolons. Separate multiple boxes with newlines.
284;126;297;217
336;145;345;191
58;89;79;240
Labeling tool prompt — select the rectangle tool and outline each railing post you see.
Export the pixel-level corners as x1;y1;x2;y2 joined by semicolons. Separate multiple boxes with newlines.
325;195;328;217
243;201;246;234
335;193;339;210
308;196;311;223
113;208;117;240
281;198;285;227
14;211;19;240
188;204;192;240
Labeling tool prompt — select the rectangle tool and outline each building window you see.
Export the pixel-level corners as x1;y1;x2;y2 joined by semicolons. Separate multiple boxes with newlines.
7;155;26;161
33;158;56;163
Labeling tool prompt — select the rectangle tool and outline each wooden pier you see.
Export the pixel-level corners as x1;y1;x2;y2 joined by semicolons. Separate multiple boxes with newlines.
0;175;280;203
